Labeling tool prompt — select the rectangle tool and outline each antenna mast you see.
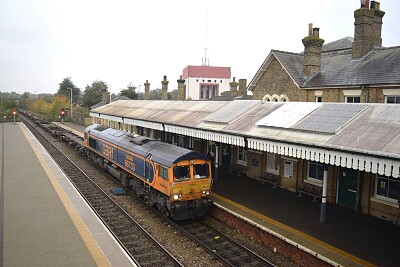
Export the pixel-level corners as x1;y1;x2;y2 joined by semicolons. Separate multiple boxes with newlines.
203;10;209;66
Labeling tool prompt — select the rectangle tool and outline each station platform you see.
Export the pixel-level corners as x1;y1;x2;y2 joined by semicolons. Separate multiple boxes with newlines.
50;121;400;267
211;172;400;267
0;122;135;267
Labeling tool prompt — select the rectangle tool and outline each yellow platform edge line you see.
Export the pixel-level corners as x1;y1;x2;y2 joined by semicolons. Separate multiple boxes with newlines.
19;123;110;267
212;192;375;267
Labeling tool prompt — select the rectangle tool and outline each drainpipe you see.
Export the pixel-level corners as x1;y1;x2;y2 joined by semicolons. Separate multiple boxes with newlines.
363;85;369;103
214;143;219;182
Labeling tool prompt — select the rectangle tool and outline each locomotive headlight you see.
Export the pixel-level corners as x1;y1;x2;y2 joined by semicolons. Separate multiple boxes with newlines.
173;194;179;200
202;190;210;195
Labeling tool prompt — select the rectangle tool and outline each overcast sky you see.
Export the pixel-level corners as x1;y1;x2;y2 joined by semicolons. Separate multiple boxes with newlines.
1;0;399;95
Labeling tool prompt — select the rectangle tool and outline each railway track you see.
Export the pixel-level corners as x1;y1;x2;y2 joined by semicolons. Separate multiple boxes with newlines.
20;112;284;266
20;115;183;267
174;219;275;267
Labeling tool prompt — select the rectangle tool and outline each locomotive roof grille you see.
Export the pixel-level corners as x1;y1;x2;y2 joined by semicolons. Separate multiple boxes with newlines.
94;125;107;132
129;136;151;145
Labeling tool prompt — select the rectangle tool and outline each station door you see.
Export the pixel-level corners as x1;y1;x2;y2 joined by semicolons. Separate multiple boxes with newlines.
338;167;358;209
221;144;231;168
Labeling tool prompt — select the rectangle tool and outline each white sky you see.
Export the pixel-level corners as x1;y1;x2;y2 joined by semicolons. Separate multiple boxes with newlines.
1;0;400;95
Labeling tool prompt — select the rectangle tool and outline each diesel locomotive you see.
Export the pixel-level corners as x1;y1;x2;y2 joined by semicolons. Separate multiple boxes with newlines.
84;124;213;220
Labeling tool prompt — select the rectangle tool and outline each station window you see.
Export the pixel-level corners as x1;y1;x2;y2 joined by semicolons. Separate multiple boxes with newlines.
345;96;360;103
307;161;324;184
158;165;169;180
385;96;400;104
171;134;177;145
375;174;400;203
177;135;184;147
188;137;194;149
237;147;247;165
266;152;280;175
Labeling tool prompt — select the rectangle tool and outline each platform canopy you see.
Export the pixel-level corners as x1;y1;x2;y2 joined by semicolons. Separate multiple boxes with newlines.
91;100;400;178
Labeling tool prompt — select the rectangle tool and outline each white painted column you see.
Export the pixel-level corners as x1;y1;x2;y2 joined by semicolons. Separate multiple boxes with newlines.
320;165;328;223
214;143;219;182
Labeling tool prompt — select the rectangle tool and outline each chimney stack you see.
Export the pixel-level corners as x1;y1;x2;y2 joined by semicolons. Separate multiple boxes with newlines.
177;75;185;101
238;79;247;96
352;1;385;59
144;80;150;100
161;75;169;100
229;77;238;97
302;26;324;77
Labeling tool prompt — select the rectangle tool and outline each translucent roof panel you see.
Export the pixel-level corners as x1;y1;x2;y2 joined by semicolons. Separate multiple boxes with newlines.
203;100;259;124
293;104;367;133
256;102;322;128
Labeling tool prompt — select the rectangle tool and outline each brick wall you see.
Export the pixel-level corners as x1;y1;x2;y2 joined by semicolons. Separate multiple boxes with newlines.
252;58;306;101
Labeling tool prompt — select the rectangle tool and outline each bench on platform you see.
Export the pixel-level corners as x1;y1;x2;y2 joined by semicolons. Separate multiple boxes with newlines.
261;173;280;188
297;183;322;202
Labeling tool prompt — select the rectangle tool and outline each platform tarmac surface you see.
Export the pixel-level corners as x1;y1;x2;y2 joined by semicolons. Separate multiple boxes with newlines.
212;173;400;267
0;122;135;267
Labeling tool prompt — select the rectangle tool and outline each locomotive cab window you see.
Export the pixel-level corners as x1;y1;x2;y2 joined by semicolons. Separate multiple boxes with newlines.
88;137;97;149
173;165;190;181
193;163;210;179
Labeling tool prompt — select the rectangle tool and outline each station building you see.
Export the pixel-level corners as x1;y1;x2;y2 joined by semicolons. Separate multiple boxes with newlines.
248;1;400;104
90;99;400;224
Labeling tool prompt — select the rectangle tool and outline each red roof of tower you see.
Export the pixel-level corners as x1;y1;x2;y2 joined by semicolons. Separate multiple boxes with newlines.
182;65;231;79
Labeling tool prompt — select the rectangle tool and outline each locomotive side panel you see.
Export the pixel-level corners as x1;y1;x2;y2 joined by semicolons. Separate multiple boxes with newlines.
89;135;156;183
116;148;154;183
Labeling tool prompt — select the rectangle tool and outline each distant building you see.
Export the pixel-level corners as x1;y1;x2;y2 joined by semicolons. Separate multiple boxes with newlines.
182;65;231;100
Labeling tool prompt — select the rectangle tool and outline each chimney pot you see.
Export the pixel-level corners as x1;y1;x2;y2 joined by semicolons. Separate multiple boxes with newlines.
375;1;380;10
370;0;375;9
308;23;313;36
312;27;320;38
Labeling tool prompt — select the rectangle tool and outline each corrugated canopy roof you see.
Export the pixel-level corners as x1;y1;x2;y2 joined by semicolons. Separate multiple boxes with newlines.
91;100;400;177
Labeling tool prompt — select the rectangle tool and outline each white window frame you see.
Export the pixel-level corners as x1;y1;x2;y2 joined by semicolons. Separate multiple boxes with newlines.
307;161;324;185
345;96;360;103
266;152;280;175
237;146;247;166
374;174;400;204
385;95;400;104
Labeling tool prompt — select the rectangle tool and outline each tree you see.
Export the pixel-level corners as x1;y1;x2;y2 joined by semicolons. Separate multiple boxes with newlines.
120;83;138;99
57;77;81;104
168;89;178;100
82;80;108;108
149;88;162;100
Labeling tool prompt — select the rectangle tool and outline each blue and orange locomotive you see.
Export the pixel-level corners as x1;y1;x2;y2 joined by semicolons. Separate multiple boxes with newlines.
84;124;213;220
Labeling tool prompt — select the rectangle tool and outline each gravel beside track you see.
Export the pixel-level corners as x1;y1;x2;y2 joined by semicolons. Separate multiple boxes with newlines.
22;115;297;267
